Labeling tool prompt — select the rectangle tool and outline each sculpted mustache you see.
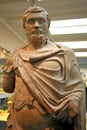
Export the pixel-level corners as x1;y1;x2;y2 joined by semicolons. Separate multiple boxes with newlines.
31;29;43;34
26;29;48;34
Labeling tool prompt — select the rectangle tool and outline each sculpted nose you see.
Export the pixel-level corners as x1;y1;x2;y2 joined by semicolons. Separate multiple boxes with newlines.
34;21;40;29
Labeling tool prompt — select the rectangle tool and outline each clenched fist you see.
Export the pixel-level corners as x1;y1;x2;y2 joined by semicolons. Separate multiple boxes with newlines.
68;100;79;118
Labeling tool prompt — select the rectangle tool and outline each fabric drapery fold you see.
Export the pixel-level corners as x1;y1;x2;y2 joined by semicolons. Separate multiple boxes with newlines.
13;43;84;119
2;42;86;130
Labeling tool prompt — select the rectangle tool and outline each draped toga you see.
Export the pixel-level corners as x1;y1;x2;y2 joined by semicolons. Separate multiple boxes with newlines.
2;42;86;130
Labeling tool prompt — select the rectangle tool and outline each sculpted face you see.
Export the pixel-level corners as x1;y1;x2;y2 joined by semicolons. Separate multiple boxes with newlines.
24;12;49;45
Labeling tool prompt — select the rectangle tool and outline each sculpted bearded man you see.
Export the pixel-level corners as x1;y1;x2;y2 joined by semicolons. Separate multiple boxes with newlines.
2;6;86;130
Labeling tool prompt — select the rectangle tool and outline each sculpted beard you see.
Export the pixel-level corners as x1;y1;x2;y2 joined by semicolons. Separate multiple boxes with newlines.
26;28;48;44
31;34;45;44
31;29;47;43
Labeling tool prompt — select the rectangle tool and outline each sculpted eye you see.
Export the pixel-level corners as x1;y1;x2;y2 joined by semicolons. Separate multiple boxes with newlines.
27;19;35;24
27;18;46;25
39;19;45;24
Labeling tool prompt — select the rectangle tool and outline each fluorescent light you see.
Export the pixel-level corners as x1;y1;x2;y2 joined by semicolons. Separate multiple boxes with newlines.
50;18;87;27
55;41;87;49
75;52;87;57
50;18;87;35
50;26;87;35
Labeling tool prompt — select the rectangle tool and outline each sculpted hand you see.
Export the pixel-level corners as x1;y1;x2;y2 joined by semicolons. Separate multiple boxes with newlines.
68;100;78;118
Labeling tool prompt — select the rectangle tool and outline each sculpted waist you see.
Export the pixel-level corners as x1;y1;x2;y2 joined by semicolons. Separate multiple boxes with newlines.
13;92;51;129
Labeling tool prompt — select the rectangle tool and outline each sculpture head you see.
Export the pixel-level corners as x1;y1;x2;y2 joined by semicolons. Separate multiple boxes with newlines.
22;6;50;44
23;6;50;29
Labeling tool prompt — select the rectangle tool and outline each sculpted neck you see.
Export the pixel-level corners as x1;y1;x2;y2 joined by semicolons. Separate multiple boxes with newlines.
24;39;47;52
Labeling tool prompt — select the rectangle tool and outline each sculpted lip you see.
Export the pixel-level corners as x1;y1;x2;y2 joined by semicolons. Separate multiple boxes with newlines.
31;29;43;34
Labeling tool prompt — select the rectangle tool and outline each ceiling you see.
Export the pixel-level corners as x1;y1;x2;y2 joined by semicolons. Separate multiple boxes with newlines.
0;0;87;68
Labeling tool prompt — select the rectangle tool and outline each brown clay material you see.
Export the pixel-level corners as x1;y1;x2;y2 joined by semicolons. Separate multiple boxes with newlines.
2;6;86;130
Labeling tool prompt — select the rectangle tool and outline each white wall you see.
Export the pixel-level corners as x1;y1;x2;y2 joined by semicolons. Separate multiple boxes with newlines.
0;23;25;52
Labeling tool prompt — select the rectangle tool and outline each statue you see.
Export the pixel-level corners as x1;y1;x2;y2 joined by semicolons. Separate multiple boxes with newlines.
2;6;86;130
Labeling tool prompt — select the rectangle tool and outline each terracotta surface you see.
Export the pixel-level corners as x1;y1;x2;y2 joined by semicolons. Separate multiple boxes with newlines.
2;6;86;130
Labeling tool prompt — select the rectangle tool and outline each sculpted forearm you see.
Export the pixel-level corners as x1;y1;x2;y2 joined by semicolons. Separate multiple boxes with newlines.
2;72;15;93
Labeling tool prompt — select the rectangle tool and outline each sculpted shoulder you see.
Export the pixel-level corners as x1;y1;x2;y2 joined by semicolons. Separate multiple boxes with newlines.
2;47;22;73
55;43;75;57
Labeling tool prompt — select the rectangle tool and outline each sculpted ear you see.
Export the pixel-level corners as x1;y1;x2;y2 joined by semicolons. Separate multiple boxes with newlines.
23;15;27;29
47;18;50;28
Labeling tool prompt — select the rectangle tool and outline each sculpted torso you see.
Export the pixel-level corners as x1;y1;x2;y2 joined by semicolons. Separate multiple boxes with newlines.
2;6;86;130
